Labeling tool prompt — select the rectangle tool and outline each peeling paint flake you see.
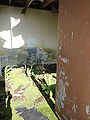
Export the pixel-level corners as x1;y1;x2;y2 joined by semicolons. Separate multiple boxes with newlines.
64;10;67;15
59;46;62;50
65;81;69;86
60;56;69;64
86;105;90;115
71;32;74;43
63;114;68;120
72;102;77;113
72;96;77;114
60;29;63;33
81;50;83;54
56;80;66;109
56;65;69;111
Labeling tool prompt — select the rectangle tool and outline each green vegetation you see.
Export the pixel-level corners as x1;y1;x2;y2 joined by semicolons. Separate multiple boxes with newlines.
3;66;58;120
43;48;57;61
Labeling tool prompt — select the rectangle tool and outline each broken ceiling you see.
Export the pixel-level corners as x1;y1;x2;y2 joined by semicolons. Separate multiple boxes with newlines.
0;0;58;14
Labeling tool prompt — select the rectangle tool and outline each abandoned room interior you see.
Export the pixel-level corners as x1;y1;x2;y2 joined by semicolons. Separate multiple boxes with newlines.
0;0;58;120
0;0;90;120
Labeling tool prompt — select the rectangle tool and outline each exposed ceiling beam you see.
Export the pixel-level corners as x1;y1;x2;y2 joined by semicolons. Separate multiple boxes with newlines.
51;1;58;13
41;0;55;8
21;0;33;14
26;0;33;7
9;0;11;5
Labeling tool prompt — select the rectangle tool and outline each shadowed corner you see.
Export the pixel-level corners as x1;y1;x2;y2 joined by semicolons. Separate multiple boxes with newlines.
0;71;12;120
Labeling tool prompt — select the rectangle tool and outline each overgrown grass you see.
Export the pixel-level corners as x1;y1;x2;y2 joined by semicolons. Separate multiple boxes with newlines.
5;67;57;120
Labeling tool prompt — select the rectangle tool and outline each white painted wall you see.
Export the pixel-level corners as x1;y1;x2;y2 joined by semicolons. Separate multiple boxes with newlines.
0;5;58;75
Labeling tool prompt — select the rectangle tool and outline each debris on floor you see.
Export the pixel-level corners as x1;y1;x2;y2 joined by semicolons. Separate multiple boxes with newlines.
0;65;58;120
16;106;48;120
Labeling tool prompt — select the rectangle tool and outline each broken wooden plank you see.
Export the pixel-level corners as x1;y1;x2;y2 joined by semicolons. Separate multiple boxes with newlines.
21;0;33;14
41;0;55;8
9;0;11;5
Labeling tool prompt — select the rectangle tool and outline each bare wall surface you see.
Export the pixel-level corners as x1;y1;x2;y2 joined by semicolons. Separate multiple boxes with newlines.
55;0;90;119
0;5;58;75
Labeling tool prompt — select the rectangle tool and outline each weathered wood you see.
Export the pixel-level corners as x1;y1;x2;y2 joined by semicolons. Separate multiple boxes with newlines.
21;0;33;14
41;0;55;8
9;0;11;5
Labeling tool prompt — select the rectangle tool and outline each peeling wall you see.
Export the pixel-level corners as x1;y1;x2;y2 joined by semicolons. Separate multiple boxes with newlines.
55;0;90;119
0;5;58;75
